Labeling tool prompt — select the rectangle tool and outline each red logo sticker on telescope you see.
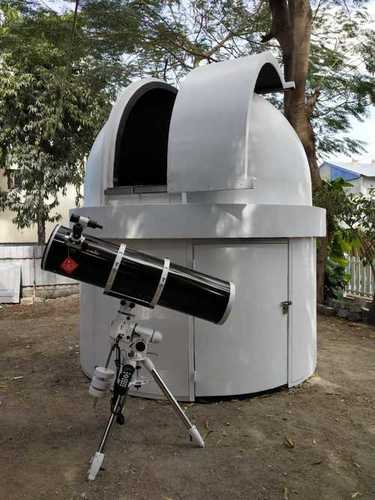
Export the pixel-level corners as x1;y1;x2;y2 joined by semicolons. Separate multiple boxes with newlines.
60;256;79;274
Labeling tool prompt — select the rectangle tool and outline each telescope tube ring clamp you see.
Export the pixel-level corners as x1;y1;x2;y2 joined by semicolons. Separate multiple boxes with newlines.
104;244;127;293
150;258;170;307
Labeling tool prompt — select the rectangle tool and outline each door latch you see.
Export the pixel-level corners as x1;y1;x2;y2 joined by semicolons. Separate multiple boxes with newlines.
281;300;292;314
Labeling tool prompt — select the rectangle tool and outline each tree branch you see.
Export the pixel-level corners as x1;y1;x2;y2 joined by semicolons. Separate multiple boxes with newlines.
205;31;234;58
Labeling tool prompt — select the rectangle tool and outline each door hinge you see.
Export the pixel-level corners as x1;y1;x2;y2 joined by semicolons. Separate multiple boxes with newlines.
281;300;292;314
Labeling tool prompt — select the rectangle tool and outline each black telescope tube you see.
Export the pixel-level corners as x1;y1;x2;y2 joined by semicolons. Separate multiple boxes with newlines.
41;225;235;324
159;263;231;324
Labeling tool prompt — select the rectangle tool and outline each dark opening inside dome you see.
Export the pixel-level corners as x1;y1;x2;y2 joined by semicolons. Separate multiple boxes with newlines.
254;63;284;93
113;85;177;188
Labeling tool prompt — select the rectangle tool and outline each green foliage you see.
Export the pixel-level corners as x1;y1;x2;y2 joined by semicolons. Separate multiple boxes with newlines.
76;0;375;157
330;229;354;263
342;189;375;319
324;227;358;301
318;185;375;307
342;189;375;270
324;256;351;301
0;3;136;240
313;178;353;235
313;178;358;302
308;6;375;157
78;1;265;82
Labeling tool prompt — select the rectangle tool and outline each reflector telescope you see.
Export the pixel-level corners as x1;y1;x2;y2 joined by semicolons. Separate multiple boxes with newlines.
42;221;235;324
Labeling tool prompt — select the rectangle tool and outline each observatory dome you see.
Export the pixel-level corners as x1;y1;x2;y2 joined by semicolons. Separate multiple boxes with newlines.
75;52;325;400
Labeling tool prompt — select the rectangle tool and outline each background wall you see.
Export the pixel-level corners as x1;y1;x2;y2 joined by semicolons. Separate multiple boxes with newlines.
0;171;78;243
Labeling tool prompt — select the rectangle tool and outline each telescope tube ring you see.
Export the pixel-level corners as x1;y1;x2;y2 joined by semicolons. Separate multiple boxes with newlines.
104;244;127;293
150;258;170;307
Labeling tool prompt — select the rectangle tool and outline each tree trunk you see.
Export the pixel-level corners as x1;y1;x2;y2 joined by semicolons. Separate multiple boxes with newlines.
37;218;46;245
36;187;46;245
266;0;322;189
267;0;325;301
285;2;321;191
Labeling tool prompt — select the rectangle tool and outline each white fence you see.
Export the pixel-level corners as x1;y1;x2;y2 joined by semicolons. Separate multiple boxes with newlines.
346;256;374;299
0;244;76;302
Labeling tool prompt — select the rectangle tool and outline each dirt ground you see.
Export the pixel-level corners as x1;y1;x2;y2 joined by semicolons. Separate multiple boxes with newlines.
0;296;374;500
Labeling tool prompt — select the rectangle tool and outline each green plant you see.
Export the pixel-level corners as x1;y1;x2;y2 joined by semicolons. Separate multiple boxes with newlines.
313;178;354;303
342;188;375;323
324;256;351;301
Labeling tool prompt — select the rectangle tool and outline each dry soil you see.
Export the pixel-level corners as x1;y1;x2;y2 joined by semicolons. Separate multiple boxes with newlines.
0;296;374;500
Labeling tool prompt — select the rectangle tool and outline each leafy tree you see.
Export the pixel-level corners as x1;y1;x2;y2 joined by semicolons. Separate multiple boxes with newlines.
79;1;373;183
0;4;132;242
308;5;374;156
98;1;373;174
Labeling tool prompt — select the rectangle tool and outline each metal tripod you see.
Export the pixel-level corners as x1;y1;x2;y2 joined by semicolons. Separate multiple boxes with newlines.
88;301;204;481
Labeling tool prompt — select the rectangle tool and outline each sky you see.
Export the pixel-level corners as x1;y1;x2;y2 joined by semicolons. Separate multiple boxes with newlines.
345;107;375;163
40;0;72;12
341;0;375;163
41;0;375;163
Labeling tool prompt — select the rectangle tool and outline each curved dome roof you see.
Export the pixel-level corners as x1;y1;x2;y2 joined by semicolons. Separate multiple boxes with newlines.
84;52;311;207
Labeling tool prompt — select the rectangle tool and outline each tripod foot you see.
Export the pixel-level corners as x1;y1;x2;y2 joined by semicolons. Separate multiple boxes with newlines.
88;452;105;481
189;425;205;448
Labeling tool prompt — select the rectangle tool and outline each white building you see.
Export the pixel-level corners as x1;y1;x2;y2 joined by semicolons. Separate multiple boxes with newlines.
320;160;375;195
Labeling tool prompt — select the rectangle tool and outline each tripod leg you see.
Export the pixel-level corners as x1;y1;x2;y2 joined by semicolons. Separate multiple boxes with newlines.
88;395;120;480
88;363;135;480
141;357;204;448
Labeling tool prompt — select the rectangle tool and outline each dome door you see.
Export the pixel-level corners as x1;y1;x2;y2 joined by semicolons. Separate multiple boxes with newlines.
193;241;288;397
